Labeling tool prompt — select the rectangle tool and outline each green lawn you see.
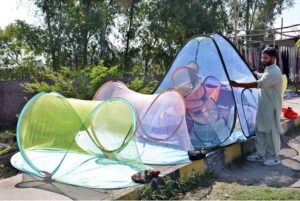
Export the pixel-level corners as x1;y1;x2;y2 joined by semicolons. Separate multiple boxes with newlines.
191;182;300;200
142;172;300;200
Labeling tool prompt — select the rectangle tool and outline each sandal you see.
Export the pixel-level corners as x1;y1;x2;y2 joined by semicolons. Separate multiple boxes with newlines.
131;170;160;184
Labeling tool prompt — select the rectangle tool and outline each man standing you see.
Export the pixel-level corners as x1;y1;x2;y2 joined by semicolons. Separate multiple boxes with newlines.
230;47;282;166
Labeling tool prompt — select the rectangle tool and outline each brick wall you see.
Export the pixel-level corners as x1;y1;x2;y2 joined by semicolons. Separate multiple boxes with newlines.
0;80;33;129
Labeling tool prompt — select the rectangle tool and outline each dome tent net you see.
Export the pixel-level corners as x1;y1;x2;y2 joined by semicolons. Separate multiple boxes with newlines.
155;33;258;148
11;92;147;189
212;34;258;137
90;81;192;165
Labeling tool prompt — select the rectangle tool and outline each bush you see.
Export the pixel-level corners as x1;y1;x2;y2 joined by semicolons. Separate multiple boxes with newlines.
128;77;145;92
128;77;159;94
20;61;161;99
21;67;79;98
21;62;125;99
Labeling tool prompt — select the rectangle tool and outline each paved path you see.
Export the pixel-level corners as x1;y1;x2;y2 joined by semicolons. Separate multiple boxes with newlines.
284;96;300;114
215;132;300;188
0;174;71;200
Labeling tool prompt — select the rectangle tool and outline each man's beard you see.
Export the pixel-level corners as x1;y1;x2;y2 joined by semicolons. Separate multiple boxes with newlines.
262;60;273;67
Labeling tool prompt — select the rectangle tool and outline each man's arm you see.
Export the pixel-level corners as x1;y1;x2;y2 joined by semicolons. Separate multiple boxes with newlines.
229;80;258;88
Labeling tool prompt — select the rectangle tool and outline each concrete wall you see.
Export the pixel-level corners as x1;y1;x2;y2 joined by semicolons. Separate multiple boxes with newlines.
0;80;33;129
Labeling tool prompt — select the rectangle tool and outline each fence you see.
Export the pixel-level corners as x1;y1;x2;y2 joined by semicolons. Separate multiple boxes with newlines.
0;80;33;129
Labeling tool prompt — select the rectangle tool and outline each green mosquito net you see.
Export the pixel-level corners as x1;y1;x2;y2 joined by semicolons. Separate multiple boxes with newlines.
11;92;147;189
80;81;192;165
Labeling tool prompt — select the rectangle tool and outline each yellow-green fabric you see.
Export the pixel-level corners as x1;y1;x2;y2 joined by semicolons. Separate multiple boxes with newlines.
282;75;288;107
19;93;88;153
17;92;143;179
67;98;101;122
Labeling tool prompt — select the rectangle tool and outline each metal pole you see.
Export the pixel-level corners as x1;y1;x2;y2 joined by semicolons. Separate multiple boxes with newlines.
273;29;275;47
281;18;283;40
236;23;300;32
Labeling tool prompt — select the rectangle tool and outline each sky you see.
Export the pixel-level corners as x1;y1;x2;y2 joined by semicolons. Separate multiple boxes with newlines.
0;0;42;28
274;0;300;29
0;0;300;31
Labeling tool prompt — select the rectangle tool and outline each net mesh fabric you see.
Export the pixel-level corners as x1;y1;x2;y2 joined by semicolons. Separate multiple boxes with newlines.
157;38;236;148
212;34;259;137
155;34;257;148
241;89;257;136
13;92;145;189
93;81;193;151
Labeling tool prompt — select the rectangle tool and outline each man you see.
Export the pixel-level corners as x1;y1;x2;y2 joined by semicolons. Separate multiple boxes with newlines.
230;47;282;166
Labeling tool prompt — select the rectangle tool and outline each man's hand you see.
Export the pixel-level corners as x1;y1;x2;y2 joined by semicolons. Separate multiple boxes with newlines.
253;71;261;76
229;80;239;87
229;80;258;88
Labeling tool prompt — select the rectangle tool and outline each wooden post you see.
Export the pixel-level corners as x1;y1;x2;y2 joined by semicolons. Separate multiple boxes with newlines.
233;0;238;45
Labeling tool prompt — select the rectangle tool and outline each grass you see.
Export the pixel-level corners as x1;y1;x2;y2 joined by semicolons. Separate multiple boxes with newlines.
141;171;300;200
0;147;13;156
0;163;18;179
191;182;300;200
0;129;16;144
0;130;17;157
0;130;18;180
141;172;214;200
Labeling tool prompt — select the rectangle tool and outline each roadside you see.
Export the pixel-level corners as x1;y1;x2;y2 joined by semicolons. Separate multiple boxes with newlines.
181;131;300;200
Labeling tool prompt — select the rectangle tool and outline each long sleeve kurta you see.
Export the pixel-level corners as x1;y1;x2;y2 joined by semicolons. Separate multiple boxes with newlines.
255;64;283;133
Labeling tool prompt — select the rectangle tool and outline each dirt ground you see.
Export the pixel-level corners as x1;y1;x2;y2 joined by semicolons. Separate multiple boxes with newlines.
182;132;300;200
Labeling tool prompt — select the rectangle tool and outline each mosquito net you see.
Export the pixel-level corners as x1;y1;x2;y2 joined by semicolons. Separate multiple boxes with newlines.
212;34;259;137
89;81;192;165
155;33;258;148
11;92;147;189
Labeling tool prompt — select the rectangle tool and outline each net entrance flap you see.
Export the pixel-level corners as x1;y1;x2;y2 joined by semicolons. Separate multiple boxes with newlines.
212;34;259;138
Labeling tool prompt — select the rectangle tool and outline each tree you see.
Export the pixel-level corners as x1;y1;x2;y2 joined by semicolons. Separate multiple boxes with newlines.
32;0;118;70
25;0;232;74
135;0;231;75
123;0;138;71
229;0;295;47
252;0;294;43
0;20;44;69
